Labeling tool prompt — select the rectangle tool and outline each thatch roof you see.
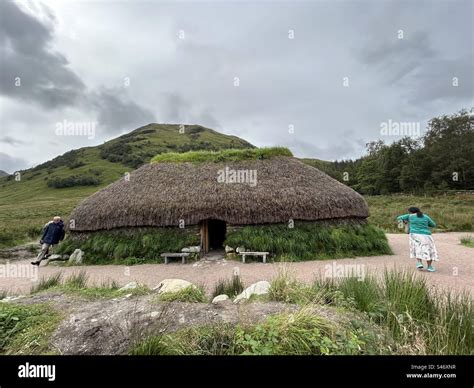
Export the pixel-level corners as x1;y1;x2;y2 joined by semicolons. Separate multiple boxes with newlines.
69;156;369;231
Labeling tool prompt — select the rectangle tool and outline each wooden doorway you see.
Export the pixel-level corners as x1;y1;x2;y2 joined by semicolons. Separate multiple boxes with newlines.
200;219;226;253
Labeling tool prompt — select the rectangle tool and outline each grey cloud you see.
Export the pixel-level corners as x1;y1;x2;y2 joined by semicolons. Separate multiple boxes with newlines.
359;30;437;86
406;60;474;104
0;152;28;173
90;89;156;134
0;2;155;136
289;137;361;161
0;136;28;146
160;93;220;129
0;1;85;108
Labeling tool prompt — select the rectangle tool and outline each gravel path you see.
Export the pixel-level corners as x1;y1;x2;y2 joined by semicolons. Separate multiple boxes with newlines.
1;233;472;296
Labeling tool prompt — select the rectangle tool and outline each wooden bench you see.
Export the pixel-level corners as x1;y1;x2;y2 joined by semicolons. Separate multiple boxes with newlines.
238;252;270;264
161;252;190;264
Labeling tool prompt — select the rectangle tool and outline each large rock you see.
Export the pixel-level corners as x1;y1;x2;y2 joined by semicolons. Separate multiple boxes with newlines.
68;249;84;264
118;282;138;291
225;245;234;253
234;281;270;303
153;279;195;294
212;294;230;304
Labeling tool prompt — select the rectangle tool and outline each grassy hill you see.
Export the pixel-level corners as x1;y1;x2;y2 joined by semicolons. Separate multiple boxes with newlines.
0;124;254;247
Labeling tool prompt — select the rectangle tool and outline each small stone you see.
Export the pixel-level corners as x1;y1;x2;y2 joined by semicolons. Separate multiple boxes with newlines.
0;295;26;303
212;294;230;304
118;282;138;291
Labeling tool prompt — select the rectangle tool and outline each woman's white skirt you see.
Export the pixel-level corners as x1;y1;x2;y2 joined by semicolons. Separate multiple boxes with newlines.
409;233;439;261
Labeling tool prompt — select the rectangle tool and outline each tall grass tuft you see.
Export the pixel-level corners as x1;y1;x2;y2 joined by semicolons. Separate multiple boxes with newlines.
269;270;322;304
212;275;244;298
383;270;437;340
157;286;207;303
307;270;473;354
130;323;237;355
460;235;474;248
336;275;384;319
30;273;62;294
426;292;473;355
63;270;89;289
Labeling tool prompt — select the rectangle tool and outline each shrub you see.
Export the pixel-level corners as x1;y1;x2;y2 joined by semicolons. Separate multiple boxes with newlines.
47;175;100;188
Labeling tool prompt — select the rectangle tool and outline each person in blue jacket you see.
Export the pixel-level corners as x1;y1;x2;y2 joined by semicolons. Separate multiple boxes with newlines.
31;216;65;266
397;207;438;272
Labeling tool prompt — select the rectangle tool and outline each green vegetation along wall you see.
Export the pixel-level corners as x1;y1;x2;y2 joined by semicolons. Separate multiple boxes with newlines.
225;222;392;261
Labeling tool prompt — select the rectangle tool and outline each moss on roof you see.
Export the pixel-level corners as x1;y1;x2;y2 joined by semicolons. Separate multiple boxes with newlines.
150;147;293;164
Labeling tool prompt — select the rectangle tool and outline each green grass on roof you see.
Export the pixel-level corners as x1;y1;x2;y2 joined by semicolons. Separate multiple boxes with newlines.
150;147;293;163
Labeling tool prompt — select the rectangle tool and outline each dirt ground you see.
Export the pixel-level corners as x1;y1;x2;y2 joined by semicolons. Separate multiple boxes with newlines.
1;232;472;296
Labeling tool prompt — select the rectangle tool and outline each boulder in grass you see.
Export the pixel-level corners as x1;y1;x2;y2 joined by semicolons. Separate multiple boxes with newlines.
234;281;270;303
153;279;195;294
118;282;138;291
68;249;84;264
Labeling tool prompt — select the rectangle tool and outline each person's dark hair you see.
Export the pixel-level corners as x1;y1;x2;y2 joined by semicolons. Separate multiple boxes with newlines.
408;206;423;217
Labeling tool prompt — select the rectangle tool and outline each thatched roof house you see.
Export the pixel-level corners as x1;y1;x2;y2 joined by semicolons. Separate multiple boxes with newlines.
69;149;368;252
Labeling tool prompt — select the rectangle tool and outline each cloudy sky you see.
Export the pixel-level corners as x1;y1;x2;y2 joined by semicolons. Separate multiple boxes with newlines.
0;0;472;173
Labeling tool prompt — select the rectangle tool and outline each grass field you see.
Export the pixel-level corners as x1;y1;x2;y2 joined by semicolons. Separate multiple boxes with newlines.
366;194;474;233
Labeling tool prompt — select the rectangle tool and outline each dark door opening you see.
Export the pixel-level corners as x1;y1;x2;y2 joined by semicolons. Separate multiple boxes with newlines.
200;219;226;253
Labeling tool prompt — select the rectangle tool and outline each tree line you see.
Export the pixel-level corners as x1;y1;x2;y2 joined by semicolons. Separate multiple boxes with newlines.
320;109;474;195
